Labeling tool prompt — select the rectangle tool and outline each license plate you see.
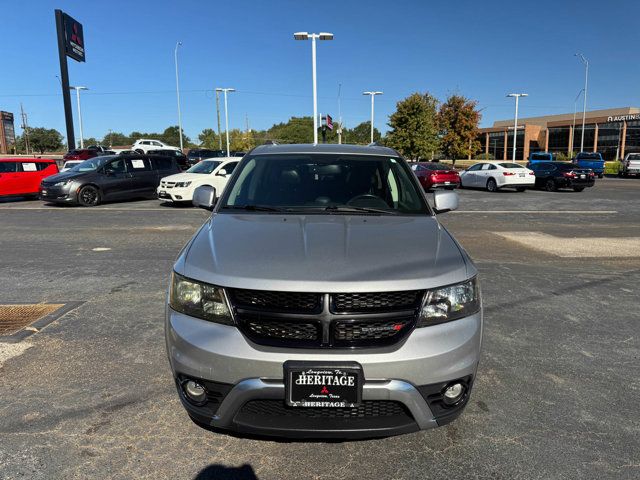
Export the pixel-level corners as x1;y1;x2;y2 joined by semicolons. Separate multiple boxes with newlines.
580;174;586;179
519;173;525;177
445;181;451;184
160;191;166;195
284;361;363;408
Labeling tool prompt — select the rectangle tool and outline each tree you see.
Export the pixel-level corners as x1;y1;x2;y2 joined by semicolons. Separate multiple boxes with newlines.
267;116;315;144
198;128;221;149
160;126;190;148
438;95;482;163
102;132;131;146
28;127;64;153
385;93;440;160
83;137;98;147
345;121;381;145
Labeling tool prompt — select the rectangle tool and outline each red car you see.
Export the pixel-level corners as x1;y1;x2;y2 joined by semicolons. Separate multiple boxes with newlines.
411;162;460;190
0;158;59;197
63;149;98;161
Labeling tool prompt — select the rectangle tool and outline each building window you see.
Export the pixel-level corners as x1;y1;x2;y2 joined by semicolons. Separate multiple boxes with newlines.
572;125;595;153
488;132;504;160
597;122;623;160
548;127;570;155
625;120;640;156
505;130;525;160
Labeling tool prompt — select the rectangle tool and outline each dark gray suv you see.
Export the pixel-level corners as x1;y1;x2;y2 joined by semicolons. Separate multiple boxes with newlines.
166;143;482;438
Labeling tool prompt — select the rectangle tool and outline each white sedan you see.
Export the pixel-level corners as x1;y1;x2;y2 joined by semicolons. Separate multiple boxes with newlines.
459;161;535;192
157;157;242;203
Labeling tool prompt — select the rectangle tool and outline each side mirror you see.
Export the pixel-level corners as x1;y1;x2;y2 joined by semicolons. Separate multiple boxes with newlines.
216;169;228;176
433;190;459;214
192;185;217;211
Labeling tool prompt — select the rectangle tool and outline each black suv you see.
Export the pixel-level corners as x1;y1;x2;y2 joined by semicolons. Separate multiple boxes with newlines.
40;154;181;206
148;149;189;170
528;161;595;192
186;149;226;166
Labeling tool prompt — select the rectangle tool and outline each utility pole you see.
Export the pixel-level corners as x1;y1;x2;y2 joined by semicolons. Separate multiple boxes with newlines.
174;41;184;152
337;83;343;144
20;103;31;155
507;93;528;161
108;129;112;147
215;89;222;150
575;53;589;153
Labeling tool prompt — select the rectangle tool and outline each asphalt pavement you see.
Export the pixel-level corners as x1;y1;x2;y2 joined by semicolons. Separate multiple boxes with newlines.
0;177;639;480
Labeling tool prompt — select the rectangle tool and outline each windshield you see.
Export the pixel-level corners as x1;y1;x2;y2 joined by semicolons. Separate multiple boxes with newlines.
186;160;221;174
67;157;109;172
220;154;430;214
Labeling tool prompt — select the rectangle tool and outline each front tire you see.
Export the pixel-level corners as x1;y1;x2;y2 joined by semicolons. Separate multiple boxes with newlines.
77;185;100;207
486;178;498;192
545;178;557;192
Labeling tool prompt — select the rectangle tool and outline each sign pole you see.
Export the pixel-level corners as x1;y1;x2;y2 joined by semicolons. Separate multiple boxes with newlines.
55;9;75;151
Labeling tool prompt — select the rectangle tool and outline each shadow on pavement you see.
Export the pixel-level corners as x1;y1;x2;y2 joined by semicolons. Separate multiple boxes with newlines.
194;464;258;480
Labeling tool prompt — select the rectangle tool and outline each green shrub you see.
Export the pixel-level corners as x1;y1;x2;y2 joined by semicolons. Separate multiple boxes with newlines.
475;153;495;160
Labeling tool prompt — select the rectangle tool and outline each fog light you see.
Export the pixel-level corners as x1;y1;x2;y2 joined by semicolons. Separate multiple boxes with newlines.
443;382;464;405
184;380;206;403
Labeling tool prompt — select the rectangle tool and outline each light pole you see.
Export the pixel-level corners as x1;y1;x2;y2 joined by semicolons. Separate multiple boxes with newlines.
174;41;184;152
506;93;528;161
294;31;334;145
69;86;88;148
575;53;589;153
363;91;383;143
572;88;584;156
216;88;235;156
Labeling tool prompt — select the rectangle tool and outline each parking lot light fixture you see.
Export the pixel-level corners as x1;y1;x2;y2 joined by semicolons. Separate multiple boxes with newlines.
216;88;235;156
294;31;334;145
175;41;184;152
575;53;589;153
363;91;383;143
507;93;528;161
69;86;88;148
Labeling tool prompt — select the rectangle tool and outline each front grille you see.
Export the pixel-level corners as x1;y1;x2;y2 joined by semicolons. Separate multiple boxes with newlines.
240;400;408;419
229;289;321;313
244;319;320;341
228;289;423;349
331;291;424;313
333;317;414;343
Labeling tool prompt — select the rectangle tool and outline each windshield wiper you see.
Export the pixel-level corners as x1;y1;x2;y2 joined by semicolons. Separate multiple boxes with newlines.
222;205;284;212
323;205;397;215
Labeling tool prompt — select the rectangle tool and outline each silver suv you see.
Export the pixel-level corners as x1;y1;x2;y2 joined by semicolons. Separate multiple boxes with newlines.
165;144;482;438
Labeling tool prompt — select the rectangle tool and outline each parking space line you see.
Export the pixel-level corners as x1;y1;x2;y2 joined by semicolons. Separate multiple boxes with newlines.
452;210;617;214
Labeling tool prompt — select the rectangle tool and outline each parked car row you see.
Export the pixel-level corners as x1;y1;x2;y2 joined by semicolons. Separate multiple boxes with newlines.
528;151;605;178
412;160;598;194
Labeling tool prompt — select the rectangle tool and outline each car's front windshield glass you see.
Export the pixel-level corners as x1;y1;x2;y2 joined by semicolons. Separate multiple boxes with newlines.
220;154;430;215
186;160;221;174
67;157;108;172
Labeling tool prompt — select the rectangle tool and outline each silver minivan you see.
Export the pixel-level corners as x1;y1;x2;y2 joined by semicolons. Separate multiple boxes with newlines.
165;143;482;438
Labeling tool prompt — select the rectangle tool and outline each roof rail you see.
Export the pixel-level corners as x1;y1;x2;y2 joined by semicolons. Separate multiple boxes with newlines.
263;140;279;145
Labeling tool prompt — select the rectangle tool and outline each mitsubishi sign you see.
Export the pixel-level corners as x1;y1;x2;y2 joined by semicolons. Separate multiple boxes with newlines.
63;12;85;62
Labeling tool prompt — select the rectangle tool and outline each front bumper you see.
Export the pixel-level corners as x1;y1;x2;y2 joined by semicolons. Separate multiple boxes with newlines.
157;187;192;202
166;307;482;438
39;185;77;203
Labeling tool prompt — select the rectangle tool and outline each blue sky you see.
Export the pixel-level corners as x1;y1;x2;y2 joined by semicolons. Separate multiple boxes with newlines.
2;0;639;144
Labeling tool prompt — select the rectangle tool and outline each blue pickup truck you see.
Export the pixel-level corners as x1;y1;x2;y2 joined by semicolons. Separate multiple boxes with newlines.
575;152;605;178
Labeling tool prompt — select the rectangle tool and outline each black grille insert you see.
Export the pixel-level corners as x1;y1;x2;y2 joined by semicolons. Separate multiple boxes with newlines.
244;319;320;341
331;291;424;313
240;400;409;418
229;289;321;313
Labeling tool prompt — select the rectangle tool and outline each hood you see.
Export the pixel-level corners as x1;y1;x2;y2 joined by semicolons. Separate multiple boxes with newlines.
181;213;472;292
161;172;212;183
42;171;89;183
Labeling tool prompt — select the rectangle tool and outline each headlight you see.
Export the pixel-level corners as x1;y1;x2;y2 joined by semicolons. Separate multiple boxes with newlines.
54;180;71;187
169;272;233;325
417;277;480;327
175;181;191;188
